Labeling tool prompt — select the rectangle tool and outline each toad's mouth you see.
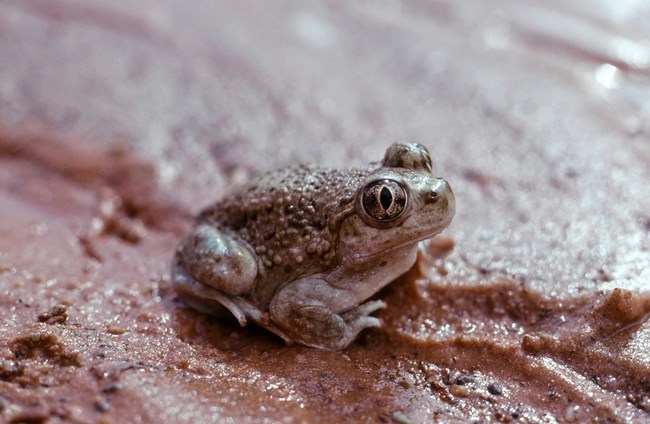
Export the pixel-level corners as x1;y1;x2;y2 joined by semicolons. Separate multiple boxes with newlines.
346;230;446;264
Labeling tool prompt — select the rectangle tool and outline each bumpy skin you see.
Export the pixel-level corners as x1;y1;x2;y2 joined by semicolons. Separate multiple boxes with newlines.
172;142;455;350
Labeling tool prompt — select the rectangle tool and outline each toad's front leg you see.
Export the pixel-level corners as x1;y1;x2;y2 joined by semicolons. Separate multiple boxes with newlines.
268;279;386;351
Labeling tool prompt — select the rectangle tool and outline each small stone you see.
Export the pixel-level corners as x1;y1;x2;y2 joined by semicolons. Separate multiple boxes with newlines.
0;360;20;379
487;383;503;396
398;379;412;389
442;369;460;385
38;304;68;324
455;375;473;385
102;382;122;393
107;327;126;335
94;396;110;413
450;384;469;397
390;411;412;424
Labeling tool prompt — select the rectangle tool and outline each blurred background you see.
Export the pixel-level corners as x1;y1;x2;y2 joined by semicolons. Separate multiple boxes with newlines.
2;0;649;289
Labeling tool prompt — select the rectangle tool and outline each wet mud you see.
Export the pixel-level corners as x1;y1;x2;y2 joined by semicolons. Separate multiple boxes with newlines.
1;0;649;422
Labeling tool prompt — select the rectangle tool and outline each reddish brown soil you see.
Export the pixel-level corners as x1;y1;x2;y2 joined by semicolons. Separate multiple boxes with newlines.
1;1;649;423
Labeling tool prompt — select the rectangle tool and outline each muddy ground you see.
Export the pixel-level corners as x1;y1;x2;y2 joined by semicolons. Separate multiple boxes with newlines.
1;1;649;422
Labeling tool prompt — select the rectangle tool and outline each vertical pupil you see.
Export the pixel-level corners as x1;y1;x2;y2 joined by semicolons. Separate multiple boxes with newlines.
379;186;393;210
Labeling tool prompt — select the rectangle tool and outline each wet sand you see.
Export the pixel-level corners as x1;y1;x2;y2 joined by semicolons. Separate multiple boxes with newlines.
1;1;649;422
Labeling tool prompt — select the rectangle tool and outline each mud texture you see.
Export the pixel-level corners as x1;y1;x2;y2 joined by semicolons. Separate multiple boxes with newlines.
1;1;649;422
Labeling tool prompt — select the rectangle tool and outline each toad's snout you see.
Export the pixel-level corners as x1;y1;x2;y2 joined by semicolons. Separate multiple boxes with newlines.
424;178;455;223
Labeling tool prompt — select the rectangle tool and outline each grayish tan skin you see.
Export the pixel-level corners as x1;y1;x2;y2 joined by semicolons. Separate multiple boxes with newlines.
172;143;455;350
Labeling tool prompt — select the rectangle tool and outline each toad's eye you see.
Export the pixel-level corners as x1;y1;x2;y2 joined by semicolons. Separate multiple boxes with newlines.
361;179;407;223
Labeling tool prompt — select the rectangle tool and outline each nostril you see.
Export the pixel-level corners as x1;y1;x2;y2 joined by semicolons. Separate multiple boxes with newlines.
425;190;439;204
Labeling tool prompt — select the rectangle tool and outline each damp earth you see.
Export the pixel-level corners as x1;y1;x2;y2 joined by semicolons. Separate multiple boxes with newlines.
1;1;649;422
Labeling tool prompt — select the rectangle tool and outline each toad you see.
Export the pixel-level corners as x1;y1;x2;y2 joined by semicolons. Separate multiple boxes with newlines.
172;142;455;350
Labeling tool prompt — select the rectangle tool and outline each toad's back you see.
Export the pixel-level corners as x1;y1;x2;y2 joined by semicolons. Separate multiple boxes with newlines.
199;164;374;277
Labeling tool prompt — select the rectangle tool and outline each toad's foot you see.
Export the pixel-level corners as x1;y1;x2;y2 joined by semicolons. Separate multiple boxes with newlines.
342;299;387;322
271;300;386;351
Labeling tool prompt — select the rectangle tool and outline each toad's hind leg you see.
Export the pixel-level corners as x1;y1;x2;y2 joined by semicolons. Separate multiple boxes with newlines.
172;223;259;325
269;279;387;351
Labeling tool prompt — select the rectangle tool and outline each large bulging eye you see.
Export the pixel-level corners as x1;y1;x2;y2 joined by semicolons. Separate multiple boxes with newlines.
361;179;407;223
